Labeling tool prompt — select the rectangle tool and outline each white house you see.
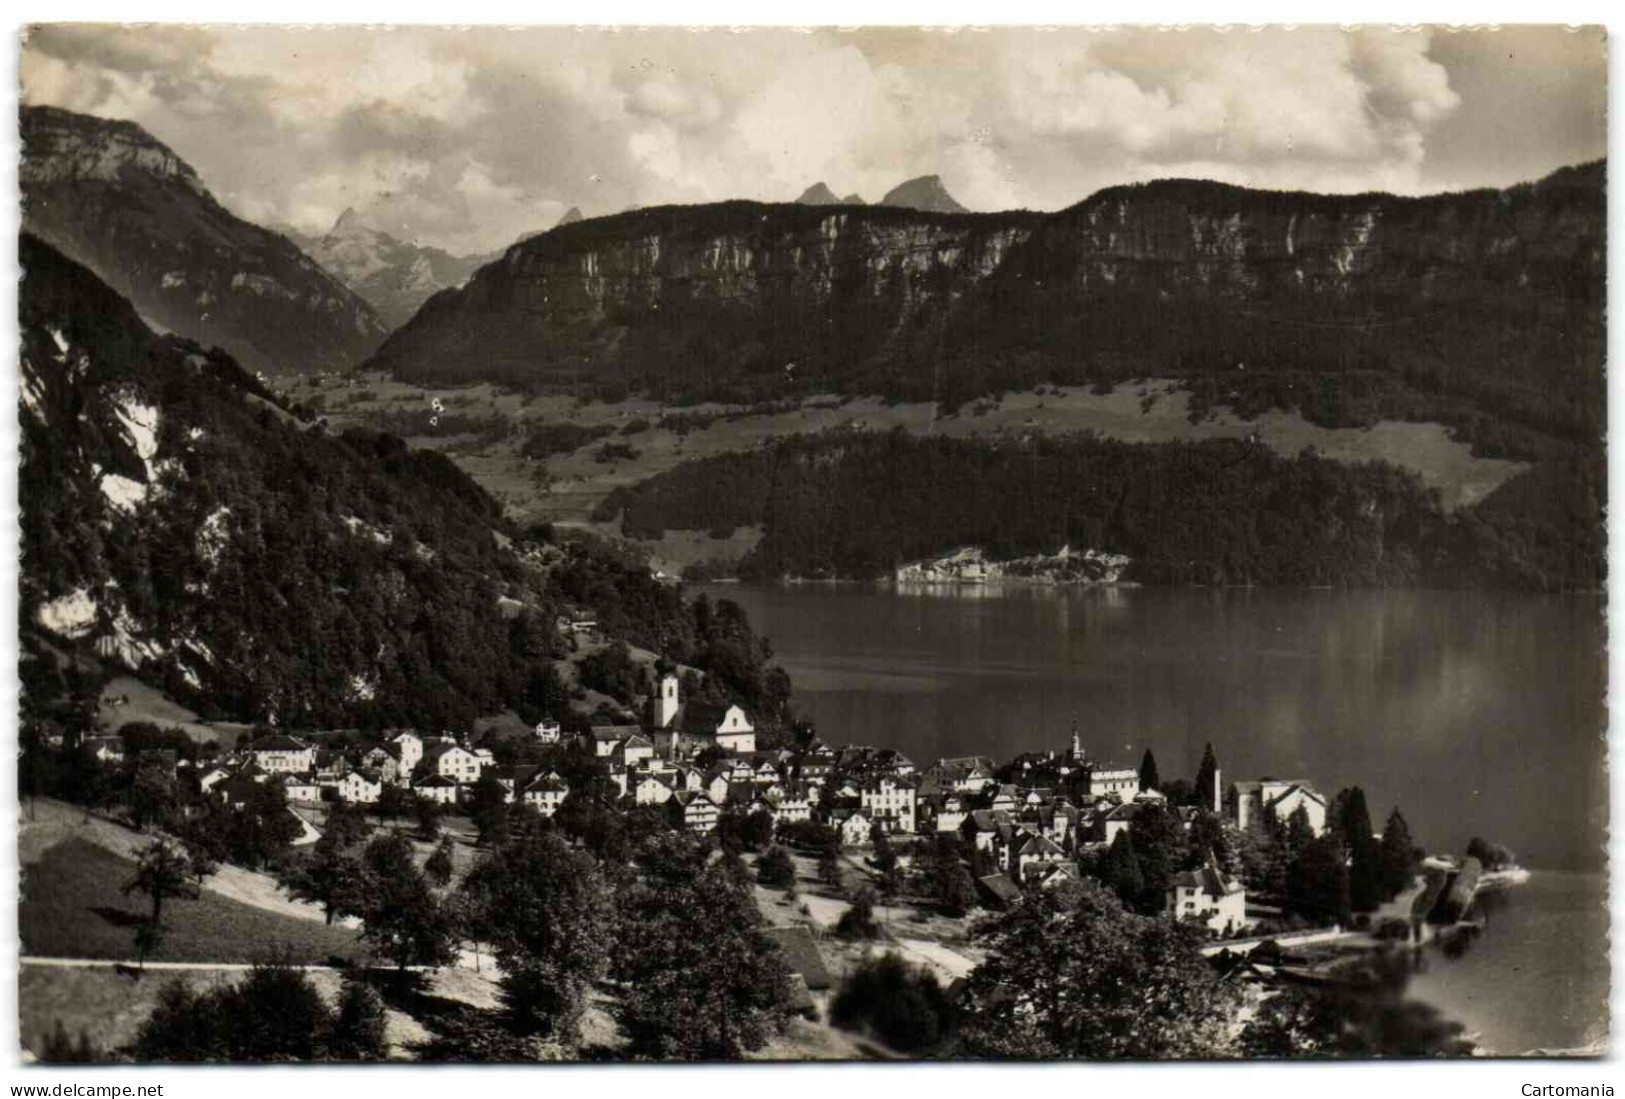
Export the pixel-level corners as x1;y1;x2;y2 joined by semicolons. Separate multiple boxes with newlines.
1227;779;1328;836
860;776;918;834
684;703;756;754
1086;766;1140;802
618;733;655;768
248;734;316;775
283;775;322;804
833;808;873;848
635;774;675;806
424;743;484;784
391;731;424;774
535;719;562;743
1167;853;1248;935
415;774;460;806
523;773;570;817
340;769;384;805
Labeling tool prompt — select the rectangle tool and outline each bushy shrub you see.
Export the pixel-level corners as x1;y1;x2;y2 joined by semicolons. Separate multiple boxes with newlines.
831;952;952;1053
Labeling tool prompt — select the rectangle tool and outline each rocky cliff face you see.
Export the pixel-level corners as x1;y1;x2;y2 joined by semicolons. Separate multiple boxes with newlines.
366;164;1603;444
295;207;492;328
21;105;389;375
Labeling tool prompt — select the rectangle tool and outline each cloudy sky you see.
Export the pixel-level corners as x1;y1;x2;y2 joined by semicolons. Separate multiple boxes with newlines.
20;24;1607;255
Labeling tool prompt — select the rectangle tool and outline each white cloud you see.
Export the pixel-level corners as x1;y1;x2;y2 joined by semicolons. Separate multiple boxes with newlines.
16;24;1538;254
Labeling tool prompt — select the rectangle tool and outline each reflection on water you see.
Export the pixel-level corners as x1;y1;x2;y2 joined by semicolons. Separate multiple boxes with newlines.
704;583;1605;872
698;582;1609;1055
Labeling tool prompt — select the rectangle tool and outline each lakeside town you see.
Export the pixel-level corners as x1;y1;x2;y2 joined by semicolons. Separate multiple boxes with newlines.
22;640;1530;1061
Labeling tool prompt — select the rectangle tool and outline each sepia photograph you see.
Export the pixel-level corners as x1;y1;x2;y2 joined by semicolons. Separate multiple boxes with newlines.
9;18;1610;1068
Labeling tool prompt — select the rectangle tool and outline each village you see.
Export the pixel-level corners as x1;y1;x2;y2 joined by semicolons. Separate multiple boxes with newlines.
81;667;1344;941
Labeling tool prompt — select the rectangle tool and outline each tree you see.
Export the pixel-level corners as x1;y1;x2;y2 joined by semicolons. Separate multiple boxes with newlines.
327;980;389;1061
1378;809;1418;899
831;952;951;1053
740;808;776;852
940;864;977;918
1288;835;1352;925
614;834;796;1059
959;880;1239;1058
872;830;898;876
277;835;365;926
835;886;881;940
127;765;179;832
1193;742;1220;811
757;845;796;889
415;795;443;841
425;835;456;887
818;846;844;895
123;838;200;930
1099;829;1144;908
1138;749;1161;793
463;831;613;1042
355;832;459;976
1337;788;1383;912
1126;802;1184;912
468;772;508;847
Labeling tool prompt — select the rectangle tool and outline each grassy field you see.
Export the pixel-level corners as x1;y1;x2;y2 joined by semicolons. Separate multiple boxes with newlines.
301;372;1528;577
96;674;255;746
20;837;367;964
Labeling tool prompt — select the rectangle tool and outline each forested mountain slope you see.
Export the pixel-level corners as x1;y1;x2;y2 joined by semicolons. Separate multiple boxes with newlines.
594;429;1601;591
20;232;530;729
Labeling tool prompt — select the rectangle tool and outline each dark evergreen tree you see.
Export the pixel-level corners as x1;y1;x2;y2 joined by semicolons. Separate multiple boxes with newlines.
1194;743;1220;812
1100;829;1144;908
1138;749;1161;794
1288;835;1352;925
1378;809;1419;900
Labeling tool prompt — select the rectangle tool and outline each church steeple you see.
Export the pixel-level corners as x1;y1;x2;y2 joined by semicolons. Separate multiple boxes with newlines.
1069;717;1082;762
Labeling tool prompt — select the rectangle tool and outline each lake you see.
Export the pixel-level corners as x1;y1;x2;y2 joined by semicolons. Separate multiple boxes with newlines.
698;581;1609;1052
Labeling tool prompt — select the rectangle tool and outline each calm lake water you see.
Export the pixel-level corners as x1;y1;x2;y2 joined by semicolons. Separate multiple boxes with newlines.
700;581;1609;1053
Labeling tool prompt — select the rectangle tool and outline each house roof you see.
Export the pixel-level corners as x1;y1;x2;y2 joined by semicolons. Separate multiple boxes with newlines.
592;724;643;741
249;734;310;753
1264;783;1327;810
416;775;458;789
977;873;1023;904
1018;833;1065;857
682;701;753;736
761;926;833;991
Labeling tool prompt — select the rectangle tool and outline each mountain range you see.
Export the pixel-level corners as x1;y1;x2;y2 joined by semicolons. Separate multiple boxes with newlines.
879;174;968;213
20;105;389;376
364;163;1603;468
285;208;501;329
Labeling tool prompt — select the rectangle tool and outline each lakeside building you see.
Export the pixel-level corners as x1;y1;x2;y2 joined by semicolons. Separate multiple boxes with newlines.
1167;851;1247;934
1227;779;1328;835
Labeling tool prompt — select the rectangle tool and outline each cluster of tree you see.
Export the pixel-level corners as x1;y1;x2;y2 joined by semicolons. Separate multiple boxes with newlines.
1224;797;1421;927
597;429;1597;592
518;421;613;459
349;404;515;443
958;879;1240;1058
831;952;954;1054
576;641;647;705
134;962;389;1062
